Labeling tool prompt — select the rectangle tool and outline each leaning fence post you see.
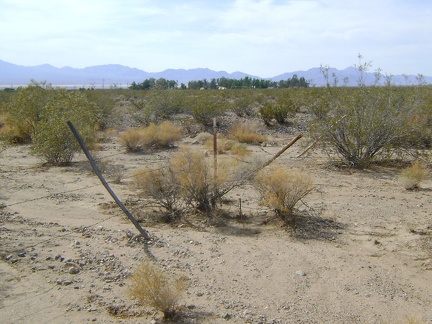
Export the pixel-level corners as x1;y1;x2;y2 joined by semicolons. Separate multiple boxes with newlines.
260;133;303;170
67;121;151;240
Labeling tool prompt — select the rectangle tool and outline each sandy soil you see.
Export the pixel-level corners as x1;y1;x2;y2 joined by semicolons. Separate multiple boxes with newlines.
1;128;431;323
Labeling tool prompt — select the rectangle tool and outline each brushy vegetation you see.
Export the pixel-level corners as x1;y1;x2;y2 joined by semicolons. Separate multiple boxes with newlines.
1;76;430;169
187;91;230;126
119;121;182;152
259;92;297;125
131;148;253;217
2;83;103;163
128;262;187;320
308;64;431;168
399;160;430;190
33;90;99;163
255;166;314;224
1;82;50;143
170;148;252;214
204;136;250;157
228;121;267;144
132;164;184;221
231;91;257;117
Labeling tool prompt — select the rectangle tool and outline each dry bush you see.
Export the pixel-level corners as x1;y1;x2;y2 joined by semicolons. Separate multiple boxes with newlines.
132;164;183;221
128;262;187;319
224;140;250;157
131;148;252;216
154;121;183;147
204;136;250;157
255;166;313;223
195;132;213;144
170;148;251;213
119;122;182;152
119;127;147;152
228;121;267;144
105;164;125;184
399;160;430;190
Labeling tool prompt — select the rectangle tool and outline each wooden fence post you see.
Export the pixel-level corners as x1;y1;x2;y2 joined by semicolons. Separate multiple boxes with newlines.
67;121;151;240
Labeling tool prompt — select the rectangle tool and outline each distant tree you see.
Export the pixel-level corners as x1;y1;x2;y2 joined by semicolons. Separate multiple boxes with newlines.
209;78;218;89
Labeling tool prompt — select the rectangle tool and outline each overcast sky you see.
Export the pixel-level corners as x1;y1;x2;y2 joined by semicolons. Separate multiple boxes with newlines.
1;0;431;78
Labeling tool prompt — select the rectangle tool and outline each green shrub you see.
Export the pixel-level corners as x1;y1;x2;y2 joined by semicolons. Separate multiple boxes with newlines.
232;93;256;117
82;90;116;130
3;83;103;164
259;94;296;125
309;65;428;168
147;90;185;119
188;92;228;126
32;90;99;164
2;82;50;143
128;262;187;319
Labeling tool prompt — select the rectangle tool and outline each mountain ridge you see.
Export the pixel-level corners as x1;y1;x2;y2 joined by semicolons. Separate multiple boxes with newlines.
0;59;430;87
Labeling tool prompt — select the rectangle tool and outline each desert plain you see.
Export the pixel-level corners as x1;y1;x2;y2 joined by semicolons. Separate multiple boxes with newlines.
1;112;432;324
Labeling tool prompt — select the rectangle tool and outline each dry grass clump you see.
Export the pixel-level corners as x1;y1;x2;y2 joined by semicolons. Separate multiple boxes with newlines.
128;262;187;320
255;166;313;223
228;121;267;144
399;160;430;190
119;121;182;152
204;136;250;157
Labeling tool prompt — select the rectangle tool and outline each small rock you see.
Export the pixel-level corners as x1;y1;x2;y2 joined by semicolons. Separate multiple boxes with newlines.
222;312;232;320
69;267;80;274
296;270;306;277
18;252;26;257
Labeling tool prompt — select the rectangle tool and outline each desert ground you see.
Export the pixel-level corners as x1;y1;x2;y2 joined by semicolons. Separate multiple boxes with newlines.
1;116;432;324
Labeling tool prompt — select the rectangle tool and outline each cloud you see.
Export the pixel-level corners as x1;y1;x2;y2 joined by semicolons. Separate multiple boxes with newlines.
0;0;431;76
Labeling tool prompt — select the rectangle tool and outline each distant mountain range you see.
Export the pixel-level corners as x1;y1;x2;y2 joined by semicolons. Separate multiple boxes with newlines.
0;59;430;88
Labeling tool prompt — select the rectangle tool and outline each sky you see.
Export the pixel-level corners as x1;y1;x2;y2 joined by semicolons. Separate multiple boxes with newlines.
0;0;431;78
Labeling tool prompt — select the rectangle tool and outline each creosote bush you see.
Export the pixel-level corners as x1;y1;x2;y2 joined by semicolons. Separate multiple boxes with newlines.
399;160;430;190
188;92;228;126
232;93;256;117
2;82;50;143
309;63;428;168
33;90;99;163
259;95;296;126
128;262;187;320
255;166;313;224
2;83;107;164
119;121;182;152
